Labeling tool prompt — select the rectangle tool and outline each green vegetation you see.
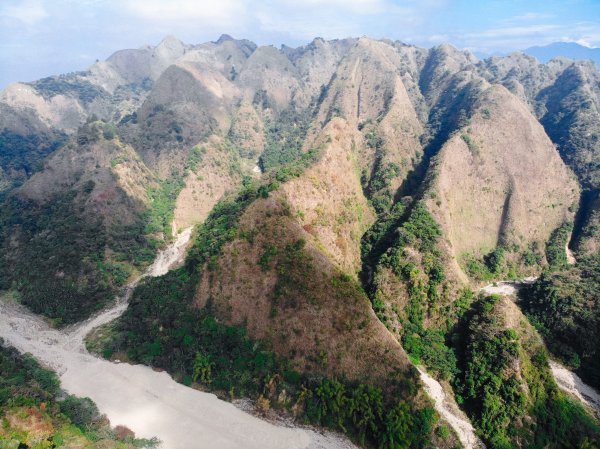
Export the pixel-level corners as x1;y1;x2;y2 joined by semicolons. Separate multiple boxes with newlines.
522;242;544;266
520;254;600;390
0;188;152;324
361;201;407;266
144;171;185;238
545;222;573;270
0;342;158;447
454;295;600;449
145;145;207;240
366;161;401;214
3;138;200;323
28;74;109;104
94;148;438;448
184;145;206;174
370;204;461;381
464;247;508;281
258;107;312;171
0;128;67;192
455;295;527;447
461;133;479;155
98;264;436;449
358;124;404;215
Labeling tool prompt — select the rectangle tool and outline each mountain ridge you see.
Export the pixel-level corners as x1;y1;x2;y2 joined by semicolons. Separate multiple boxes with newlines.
0;34;599;449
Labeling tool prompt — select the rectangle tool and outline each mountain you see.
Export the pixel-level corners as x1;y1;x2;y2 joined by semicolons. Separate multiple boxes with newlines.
0;35;599;449
524;42;600;68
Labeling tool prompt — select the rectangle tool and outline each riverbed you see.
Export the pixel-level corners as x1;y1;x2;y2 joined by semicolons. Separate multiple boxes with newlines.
0;229;358;449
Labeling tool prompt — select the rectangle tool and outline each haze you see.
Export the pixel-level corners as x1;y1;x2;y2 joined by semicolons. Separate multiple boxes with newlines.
1;0;599;88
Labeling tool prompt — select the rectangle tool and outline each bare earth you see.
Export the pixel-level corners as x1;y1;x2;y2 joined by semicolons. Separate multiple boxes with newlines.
417;368;483;449
0;229;358;449
550;361;600;418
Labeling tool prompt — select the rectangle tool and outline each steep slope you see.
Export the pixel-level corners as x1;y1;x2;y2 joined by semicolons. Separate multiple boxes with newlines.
193;193;411;383
455;294;600;448
479;55;600;255
0;103;67;194
520;254;600;391
314;38;425;211
280;119;375;274
96;152;452;448
428;83;578;278
2;35;600;449
0;36;190;196
173;137;247;231
0;122;158;323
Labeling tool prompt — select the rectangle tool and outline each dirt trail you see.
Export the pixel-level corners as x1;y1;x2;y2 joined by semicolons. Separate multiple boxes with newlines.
0;228;357;449
550;361;600;418
417;368;483;449
479;278;600;420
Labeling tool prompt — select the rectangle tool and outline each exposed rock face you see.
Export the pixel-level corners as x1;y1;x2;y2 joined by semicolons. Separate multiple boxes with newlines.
1;36;599;444
1;32;591;324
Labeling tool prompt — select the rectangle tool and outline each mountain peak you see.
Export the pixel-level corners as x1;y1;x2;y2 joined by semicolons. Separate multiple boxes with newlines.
216;34;235;44
158;35;184;48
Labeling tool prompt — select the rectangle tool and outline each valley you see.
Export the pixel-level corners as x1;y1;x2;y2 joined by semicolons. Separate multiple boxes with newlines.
0;230;358;449
1;33;599;448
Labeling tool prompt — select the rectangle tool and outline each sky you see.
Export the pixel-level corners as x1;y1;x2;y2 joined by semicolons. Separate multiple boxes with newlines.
0;0;599;88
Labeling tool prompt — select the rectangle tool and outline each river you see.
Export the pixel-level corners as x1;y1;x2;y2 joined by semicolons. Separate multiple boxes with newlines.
0;229;358;449
1;233;597;448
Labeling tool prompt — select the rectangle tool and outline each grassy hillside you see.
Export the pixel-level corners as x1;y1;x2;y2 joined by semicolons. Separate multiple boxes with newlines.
0;124;158;324
93;172;444;449
2;35;600;449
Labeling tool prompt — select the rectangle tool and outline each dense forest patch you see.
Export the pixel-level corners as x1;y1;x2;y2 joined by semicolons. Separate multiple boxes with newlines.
454;295;600;449
520;254;600;390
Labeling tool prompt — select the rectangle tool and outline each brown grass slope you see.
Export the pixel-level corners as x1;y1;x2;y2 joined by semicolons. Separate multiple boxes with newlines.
193;193;413;384
426;83;579;278
173;136;247;232
17;124;154;226
312;38;425;199
480;55;600;255
281;118;375;275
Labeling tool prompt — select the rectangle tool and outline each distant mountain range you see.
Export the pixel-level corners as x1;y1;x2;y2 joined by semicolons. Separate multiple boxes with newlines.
475;41;599;68
524;42;600;67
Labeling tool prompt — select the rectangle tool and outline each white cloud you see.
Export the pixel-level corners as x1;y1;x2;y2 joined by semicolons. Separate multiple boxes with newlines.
273;0;388;14
461;21;600;53
120;0;246;23
0;0;47;26
468;24;562;39
250;0;430;42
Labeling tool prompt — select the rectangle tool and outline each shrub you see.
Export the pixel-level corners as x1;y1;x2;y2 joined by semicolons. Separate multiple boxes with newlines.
545;223;573;270
59;395;102;429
